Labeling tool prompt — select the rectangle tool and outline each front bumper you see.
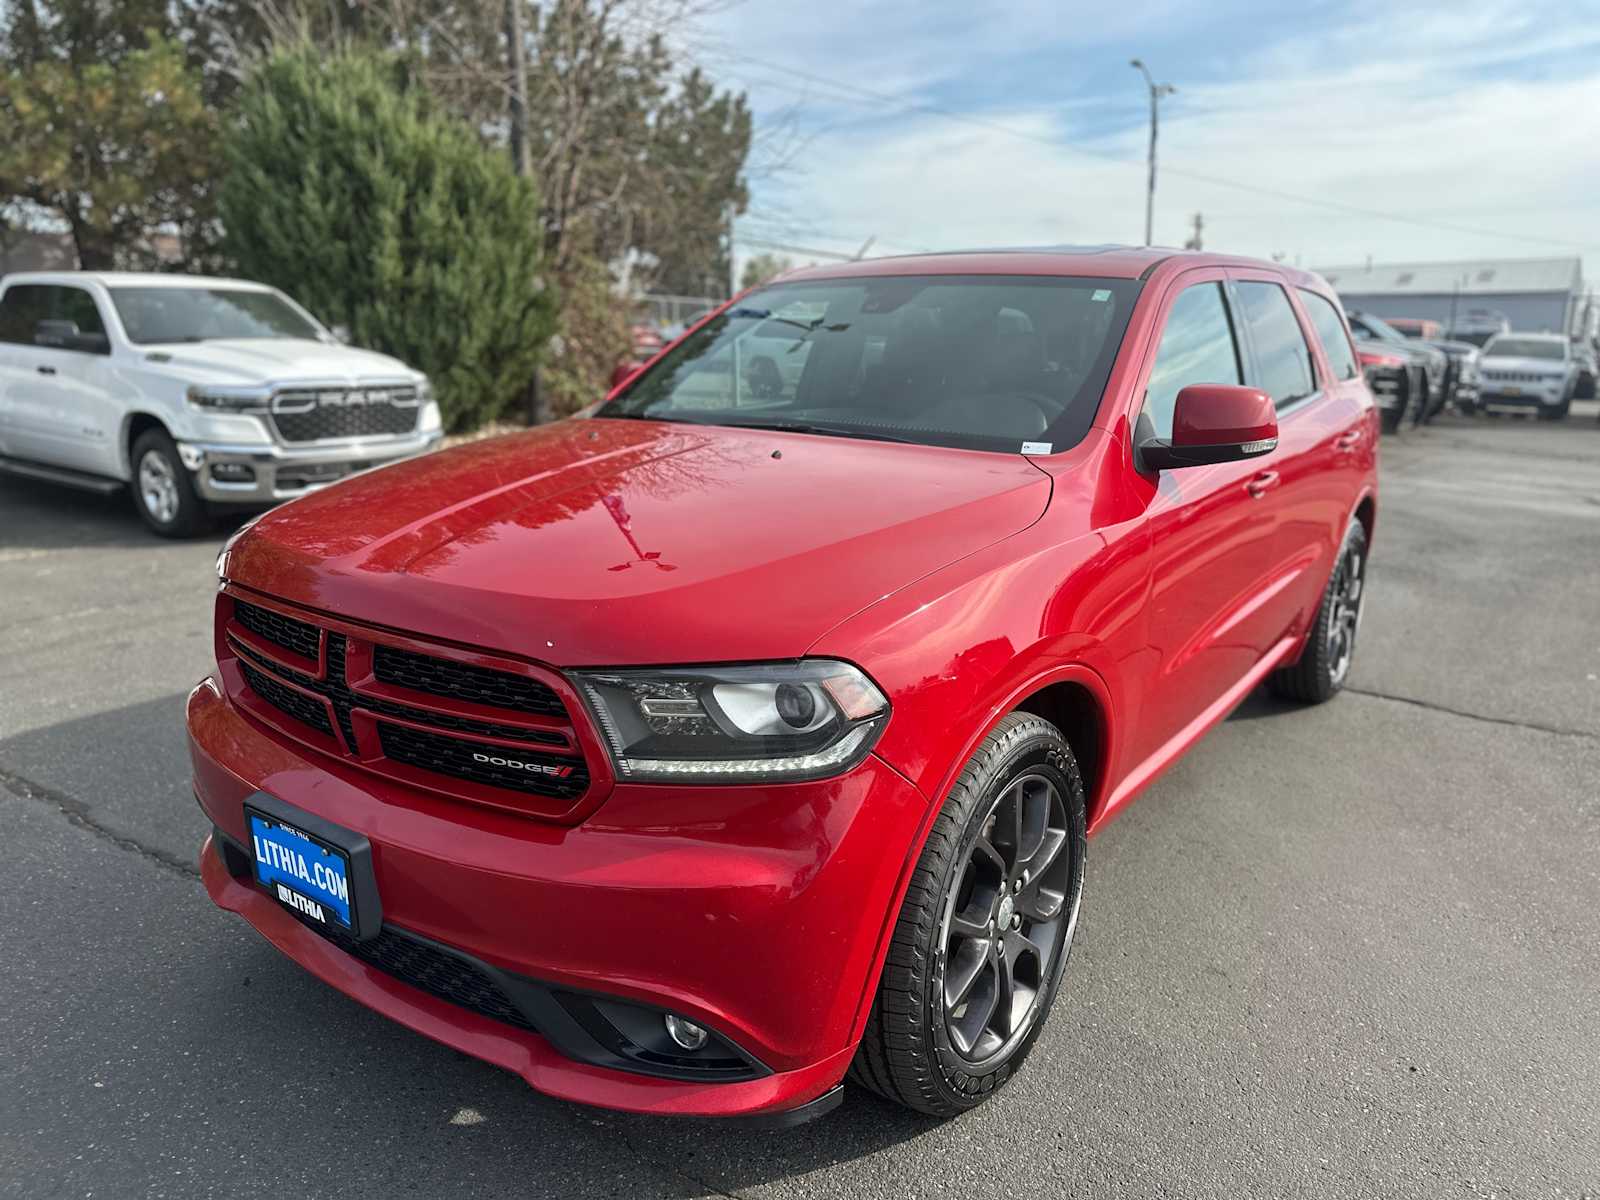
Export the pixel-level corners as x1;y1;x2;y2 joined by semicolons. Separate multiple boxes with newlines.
176;432;444;504
1478;387;1566;409
186;676;927;1120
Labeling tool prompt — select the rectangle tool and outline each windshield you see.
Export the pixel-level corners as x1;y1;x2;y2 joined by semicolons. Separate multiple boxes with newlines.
597;274;1142;453
109;287;322;345
1483;336;1566;361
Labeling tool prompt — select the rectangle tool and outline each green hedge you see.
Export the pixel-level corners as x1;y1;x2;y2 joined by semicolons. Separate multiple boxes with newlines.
220;49;555;431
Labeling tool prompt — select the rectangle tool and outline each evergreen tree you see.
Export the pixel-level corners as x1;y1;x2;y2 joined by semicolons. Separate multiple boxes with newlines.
220;48;557;432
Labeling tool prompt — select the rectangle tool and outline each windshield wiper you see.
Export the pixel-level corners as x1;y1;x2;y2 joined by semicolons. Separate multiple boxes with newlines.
710;418;918;444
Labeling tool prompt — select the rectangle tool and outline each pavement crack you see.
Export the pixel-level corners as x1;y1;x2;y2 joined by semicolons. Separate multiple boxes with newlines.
0;764;200;879
1345;686;1598;742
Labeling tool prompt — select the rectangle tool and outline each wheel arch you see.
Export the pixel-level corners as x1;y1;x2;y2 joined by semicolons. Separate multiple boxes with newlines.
122;411;172;479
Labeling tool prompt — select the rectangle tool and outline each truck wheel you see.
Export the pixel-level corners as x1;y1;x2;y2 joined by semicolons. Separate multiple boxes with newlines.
849;713;1086;1117
131;429;210;537
1270;519;1367;704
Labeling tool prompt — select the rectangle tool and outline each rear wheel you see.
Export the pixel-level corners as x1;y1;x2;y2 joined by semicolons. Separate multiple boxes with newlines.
1270;519;1367;704
131;428;210;537
850;713;1086;1116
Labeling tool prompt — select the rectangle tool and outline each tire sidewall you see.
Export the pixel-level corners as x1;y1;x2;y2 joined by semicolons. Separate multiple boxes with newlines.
923;728;1086;1109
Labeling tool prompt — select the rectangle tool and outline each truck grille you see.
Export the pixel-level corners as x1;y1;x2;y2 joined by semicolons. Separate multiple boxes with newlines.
271;386;420;443
222;593;592;818
1482;369;1559;384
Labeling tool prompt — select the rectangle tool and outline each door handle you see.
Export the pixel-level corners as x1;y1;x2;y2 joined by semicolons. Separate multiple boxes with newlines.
36;365;56;376
1335;430;1362;449
1246;470;1280;499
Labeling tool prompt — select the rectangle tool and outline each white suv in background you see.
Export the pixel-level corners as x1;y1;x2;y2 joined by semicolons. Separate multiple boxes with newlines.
0;272;444;535
1476;332;1579;421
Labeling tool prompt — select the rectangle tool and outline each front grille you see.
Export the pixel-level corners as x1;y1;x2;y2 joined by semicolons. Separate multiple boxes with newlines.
315;922;537;1033
235;599;321;660
225;595;588;814
1483;369;1559;384
378;723;589;799
240;660;333;734
271;387;419;443
373;644;566;716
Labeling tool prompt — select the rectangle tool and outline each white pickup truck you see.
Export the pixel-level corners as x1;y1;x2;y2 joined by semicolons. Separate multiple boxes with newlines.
0;271;443;535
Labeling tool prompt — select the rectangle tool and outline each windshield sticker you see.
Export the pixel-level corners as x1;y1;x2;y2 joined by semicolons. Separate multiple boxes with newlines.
1091;289;1112;302
1021;441;1053;455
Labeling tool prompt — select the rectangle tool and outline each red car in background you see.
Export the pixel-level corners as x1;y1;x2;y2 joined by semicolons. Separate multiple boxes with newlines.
190;247;1377;1125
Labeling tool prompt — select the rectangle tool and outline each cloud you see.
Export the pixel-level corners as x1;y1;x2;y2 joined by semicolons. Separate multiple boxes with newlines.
707;0;1600;283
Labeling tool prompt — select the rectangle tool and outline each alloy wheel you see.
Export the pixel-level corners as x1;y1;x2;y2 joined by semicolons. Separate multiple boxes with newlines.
138;450;180;526
940;772;1074;1067
1326;539;1365;686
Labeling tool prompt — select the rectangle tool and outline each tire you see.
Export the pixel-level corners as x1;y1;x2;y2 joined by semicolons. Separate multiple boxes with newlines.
850;713;1087;1117
1270;519;1368;704
130;428;210;537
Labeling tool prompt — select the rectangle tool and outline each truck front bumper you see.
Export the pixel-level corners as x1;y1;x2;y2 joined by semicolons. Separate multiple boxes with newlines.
175;432;444;505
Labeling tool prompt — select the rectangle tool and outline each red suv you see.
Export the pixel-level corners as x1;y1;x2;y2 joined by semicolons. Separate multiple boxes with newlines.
191;247;1377;1124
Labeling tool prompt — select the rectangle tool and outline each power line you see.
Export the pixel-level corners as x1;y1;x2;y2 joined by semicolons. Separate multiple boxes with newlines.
711;50;1600;255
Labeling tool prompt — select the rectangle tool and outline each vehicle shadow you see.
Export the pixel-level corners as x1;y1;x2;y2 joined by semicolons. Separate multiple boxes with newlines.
1225;686;1302;722
0;475;250;551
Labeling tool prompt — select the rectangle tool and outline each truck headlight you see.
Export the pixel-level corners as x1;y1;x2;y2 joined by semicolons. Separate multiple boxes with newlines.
188;385;272;412
574;661;889;783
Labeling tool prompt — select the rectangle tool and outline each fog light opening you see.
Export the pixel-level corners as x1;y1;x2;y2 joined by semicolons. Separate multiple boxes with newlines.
664;1014;708;1052
210;462;257;484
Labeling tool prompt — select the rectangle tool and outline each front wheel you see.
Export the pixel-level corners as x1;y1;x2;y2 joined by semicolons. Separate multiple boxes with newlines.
850;713;1086;1116
1270;519;1368;704
131;429;210;537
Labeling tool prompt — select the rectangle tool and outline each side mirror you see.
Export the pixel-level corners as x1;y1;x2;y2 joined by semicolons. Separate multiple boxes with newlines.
35;319;109;354
1139;384;1278;471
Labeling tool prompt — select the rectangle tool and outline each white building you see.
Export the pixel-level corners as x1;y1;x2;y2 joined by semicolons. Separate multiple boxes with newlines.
1316;256;1585;338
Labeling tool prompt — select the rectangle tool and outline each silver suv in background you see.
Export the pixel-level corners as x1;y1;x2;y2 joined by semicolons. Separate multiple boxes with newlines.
1477;333;1578;421
0;272;443;535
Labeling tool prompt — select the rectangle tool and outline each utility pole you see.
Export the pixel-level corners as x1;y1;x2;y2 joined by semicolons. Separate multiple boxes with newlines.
505;0;531;179
1130;59;1176;247
1184;212;1204;251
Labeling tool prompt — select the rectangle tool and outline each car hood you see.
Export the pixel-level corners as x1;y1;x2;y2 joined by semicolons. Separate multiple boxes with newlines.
227;418;1053;666
138;338;418;386
1480;355;1568;375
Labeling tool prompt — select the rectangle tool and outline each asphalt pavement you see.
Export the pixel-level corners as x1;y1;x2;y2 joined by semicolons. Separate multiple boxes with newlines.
2;405;1598;1199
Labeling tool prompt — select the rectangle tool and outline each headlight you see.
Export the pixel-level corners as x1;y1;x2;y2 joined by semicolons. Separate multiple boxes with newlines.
189;384;272;412
418;384;443;435
574;660;889;783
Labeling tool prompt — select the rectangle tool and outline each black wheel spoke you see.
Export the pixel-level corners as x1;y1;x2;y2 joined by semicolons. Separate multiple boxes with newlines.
991;943;1016;1037
944;936;990;1009
1018;882;1066;921
1019;825;1066;879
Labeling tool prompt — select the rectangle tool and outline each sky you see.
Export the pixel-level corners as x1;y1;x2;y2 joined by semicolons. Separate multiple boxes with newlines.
694;0;1600;288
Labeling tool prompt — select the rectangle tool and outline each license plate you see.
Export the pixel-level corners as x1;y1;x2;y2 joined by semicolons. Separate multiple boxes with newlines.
1501;385;1521;396
247;809;355;929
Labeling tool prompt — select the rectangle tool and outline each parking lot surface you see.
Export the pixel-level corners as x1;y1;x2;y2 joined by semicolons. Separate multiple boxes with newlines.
3;406;1598;1199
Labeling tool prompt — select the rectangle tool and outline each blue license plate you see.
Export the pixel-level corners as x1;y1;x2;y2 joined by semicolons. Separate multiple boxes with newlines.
248;811;353;929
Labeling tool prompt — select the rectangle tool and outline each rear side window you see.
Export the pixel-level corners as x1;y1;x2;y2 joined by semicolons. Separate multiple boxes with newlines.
1235;281;1316;409
1298;289;1360;381
0;284;51;345
1140;282;1241;439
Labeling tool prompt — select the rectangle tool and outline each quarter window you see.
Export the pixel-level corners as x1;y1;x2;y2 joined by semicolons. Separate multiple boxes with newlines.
1298;289;1360;381
1235;281;1316;409
1141;282;1242;439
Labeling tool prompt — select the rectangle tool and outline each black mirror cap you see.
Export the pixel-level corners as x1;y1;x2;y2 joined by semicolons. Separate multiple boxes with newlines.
1139;435;1278;472
34;320;109;354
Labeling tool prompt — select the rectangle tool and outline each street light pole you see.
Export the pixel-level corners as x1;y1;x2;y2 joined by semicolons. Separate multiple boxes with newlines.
1130;59;1176;247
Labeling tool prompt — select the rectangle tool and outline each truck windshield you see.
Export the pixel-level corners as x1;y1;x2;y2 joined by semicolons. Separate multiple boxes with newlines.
108;287;322;345
597;274;1141;454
